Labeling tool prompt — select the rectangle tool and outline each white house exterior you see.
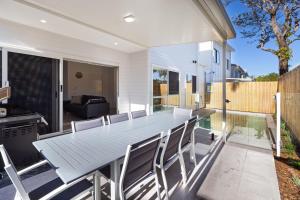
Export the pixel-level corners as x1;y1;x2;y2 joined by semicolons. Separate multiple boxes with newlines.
0;0;235;131
198;41;234;83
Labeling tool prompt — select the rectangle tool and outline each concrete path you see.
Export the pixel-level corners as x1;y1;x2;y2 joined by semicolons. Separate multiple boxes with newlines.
197;142;281;200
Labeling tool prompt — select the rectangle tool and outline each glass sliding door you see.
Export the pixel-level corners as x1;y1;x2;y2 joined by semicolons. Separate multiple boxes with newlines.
153;68;168;112
7;52;60;132
152;67;180;112
0;49;1;87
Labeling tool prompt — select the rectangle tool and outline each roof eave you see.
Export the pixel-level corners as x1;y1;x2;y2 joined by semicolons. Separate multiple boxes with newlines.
215;0;236;39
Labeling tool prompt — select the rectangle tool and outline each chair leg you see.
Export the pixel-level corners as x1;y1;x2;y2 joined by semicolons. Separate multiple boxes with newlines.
160;168;169;200
190;131;197;166
14;192;22;200
178;153;187;186
154;171;161;200
93;171;102;200
190;145;197;166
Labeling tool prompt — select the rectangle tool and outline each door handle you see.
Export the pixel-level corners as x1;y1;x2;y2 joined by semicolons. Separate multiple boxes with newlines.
225;99;231;103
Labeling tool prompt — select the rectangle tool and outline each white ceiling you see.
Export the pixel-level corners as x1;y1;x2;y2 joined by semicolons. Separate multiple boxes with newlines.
0;0;232;53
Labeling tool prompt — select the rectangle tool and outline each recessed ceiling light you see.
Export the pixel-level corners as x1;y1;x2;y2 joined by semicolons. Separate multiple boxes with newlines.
123;14;135;23
114;42;118;46
40;19;47;23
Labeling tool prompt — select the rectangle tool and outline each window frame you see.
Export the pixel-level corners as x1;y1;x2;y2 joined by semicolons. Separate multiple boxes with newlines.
152;65;180;112
213;48;220;64
168;71;179;95
226;59;230;70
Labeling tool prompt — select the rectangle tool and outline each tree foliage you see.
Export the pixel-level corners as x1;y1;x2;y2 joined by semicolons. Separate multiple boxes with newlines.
255;72;279;81
224;0;300;75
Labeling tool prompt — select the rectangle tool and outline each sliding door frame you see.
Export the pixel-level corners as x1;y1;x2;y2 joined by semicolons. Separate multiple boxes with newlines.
0;47;120;132
0;46;64;131
62;58;119;129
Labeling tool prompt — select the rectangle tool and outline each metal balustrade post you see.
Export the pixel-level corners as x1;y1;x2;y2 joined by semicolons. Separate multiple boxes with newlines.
276;92;281;157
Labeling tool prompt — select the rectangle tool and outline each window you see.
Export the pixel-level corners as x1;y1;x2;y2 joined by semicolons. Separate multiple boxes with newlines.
168;71;179;95
186;74;197;109
192;75;197;93
214;48;220;64
153;68;168;97
153;67;179;112
226;59;230;70
0;50;1;87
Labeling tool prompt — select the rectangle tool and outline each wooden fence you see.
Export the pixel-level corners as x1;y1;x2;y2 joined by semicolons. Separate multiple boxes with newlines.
278;66;300;141
158;83;195;107
206;81;278;114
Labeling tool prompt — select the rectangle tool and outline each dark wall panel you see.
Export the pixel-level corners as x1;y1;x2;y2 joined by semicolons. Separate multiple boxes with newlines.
8;52;59;132
0;50;2;87
192;75;196;93
168;71;179;95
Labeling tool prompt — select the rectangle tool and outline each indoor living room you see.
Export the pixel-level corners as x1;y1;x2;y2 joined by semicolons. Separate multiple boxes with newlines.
63;60;118;130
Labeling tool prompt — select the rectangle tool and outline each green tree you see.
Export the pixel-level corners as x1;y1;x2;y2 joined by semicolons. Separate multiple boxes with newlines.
255;72;279;81
224;0;300;75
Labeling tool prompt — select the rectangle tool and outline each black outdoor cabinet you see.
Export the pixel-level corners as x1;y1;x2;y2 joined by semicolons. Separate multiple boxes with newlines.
0;114;41;170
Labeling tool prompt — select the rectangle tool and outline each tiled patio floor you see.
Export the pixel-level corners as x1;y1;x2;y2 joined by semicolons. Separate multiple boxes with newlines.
197;142;281;200
0;109;281;200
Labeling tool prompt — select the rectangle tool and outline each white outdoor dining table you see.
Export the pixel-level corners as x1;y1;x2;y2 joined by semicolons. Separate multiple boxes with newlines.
33;111;191;200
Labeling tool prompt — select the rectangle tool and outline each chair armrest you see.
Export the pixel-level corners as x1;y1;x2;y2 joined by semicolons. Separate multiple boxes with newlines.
17;160;49;176
40;171;95;200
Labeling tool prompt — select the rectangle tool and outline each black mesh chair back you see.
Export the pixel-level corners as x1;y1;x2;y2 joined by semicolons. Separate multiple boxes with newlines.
163;123;186;164
71;117;105;133
108;113;129;124
181;117;197;148
131;110;147;119
121;134;161;190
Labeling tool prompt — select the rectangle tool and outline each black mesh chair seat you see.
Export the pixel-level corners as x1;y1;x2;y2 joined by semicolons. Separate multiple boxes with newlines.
28;177;92;200
0;145;93;200
99;164;111;179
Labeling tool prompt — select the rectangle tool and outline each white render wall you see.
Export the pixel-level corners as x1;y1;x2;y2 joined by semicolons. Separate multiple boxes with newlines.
128;50;151;112
0;18;230;117
198;41;232;83
149;43;204;108
0;19;147;114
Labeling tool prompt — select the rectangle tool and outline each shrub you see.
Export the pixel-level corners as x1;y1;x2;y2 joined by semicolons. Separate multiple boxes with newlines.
292;176;300;187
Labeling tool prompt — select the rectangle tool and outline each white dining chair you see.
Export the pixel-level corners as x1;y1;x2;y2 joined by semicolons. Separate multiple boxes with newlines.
71;116;105;133
107;113;129;124
119;133;162;200
0;145;94;200
130;110;147;119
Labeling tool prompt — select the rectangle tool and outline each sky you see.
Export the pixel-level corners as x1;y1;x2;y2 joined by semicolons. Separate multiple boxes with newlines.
224;2;300;77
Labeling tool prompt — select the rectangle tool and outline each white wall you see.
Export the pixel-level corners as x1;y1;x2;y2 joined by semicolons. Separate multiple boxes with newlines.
198;41;232;83
211;41;223;82
149;43;203;108
198;41;213;68
0;18;149;114
128;50;150;112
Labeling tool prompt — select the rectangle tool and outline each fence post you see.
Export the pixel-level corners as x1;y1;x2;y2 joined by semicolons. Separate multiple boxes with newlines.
276;92;281;157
